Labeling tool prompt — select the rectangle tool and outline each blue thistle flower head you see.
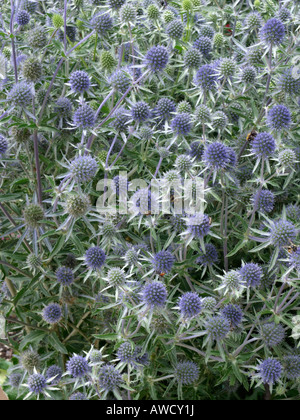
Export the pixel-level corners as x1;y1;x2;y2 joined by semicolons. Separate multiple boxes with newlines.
0;136;8;155
240;263;263;288
28;374;47;395
213;111;228;130
260;18;285;46
279;68;300;95
260;322;285;348
8;81;33;107
9;373;22;388
153;250;175;274
85;247;106;270
23;0;38;14
111;107;130;131
73;103;96;129
108;0;126;9
58;26;77;43
286;204;300;222
46;365;63;385
117;342;134;363
171;113;192;136
253;190;275;214
133;346;150;367
110;69;131;93
251;132;276;159
205;315;231;341
221;304;243;328
196;243;219;266
170;213;186;233
241;65;257;84
193;36;212;56
270;219;296;248
195;64;217;91
89;350;102;364
289;248;300;273
144;46;169;72
131;101;151;122
222;270;243;292
16;10;31;26
202;297;217;311
142;281;167;308
186;213;210;239
184;48;202;69
107;267;126;286
155;97;176;120
98;364;122;391
69;70;90;93
67;355;90;378
175;361;200;385
189;141;204;161
283;355;300;379
91;12;113;36
54;97;73;119
166;19;184;39
179;292;202;319
245;12;263;29
203;142;229;170
70;392;87;400
56;266;74;286
70;155;98;183
225;147;237;170
43;303;62;324
267;105;291;131
277;8;292;22
259;359;282;385
199;25;215;39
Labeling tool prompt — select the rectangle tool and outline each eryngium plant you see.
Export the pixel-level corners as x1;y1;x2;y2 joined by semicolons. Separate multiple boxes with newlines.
0;0;300;402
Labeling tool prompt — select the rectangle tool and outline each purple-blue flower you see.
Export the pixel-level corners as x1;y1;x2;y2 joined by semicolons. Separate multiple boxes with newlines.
260;18;285;46
240;263;263;288
179;292;202;319
267;105;291;131
43;303;62;324
144;46;169;72
171;113;192;136
56;267;74;286
195;64;217;91
203;142;229;170
69;70;90;93
70;155;98;183
16;10;31;26
175;361;199;385
28;374;47;395
85;247;106;270
221;304;243;328
153;250;175;274
251;132;276;159
186;213;210;238
270;220;296;248
67;355;90;378
142;282;167;308
98;364;122;391
73;103;96;129
205;315;231;341
259;359;282;384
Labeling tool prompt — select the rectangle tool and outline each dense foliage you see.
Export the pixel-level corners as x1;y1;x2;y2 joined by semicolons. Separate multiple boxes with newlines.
0;0;300;401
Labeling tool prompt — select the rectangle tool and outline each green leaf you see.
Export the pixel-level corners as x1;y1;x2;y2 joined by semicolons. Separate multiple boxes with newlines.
227;240;246;257
47;334;68;354
93;333;119;341
19;330;47;350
